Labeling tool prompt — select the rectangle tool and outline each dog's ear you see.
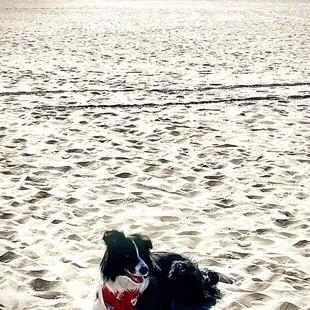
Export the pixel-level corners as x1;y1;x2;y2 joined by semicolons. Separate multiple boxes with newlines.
131;234;153;250
103;230;125;246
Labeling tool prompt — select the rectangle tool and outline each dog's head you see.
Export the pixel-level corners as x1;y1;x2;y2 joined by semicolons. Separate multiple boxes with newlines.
101;230;153;284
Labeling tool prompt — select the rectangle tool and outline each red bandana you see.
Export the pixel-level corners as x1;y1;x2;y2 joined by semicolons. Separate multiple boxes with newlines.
102;285;140;310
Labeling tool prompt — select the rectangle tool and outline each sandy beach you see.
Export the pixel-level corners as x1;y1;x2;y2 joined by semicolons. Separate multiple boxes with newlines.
0;0;310;309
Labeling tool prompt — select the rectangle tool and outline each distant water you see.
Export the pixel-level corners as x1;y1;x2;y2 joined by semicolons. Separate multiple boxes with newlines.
0;0;309;109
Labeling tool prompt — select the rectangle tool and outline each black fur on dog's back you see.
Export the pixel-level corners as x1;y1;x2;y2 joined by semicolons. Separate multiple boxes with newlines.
168;260;221;308
136;252;187;310
136;252;221;310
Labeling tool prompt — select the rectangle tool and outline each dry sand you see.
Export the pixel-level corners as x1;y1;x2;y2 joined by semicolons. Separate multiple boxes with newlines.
0;0;310;309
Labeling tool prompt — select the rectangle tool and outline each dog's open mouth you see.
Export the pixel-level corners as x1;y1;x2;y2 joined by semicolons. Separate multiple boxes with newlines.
124;269;145;284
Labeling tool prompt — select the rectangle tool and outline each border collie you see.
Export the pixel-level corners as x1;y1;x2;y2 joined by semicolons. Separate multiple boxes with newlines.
93;230;232;310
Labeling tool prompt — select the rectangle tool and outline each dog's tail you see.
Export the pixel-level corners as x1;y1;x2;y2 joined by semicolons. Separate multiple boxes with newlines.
201;269;235;285
217;272;235;285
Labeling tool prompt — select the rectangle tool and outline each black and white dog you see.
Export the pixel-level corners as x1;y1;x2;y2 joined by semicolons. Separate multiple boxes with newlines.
93;230;232;310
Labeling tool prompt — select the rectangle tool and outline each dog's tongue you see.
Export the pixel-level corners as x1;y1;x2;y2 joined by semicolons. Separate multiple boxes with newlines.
125;269;145;284
132;275;144;284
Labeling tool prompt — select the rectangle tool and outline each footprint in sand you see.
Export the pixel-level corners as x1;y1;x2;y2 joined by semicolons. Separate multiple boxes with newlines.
160;216;179;222
0;251;19;263
245;264;263;275
0;212;15;220
239;292;273;307
279;301;300;310
30;278;60;292
293;240;310;248
34;291;65;300
115;172;133;178
274;219;295;228
34;191;52;199
178;230;200;236
204;174;226;180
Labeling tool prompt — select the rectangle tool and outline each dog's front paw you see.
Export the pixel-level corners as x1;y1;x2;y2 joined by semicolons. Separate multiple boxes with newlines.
92;291;105;310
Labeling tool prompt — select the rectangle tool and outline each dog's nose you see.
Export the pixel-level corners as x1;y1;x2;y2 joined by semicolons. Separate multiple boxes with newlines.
139;266;149;276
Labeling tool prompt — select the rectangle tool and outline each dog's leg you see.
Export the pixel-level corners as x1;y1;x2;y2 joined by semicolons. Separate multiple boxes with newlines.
93;296;106;310
92;269;106;310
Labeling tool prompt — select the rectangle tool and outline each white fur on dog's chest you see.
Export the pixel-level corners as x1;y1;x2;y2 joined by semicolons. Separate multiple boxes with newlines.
93;275;149;310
